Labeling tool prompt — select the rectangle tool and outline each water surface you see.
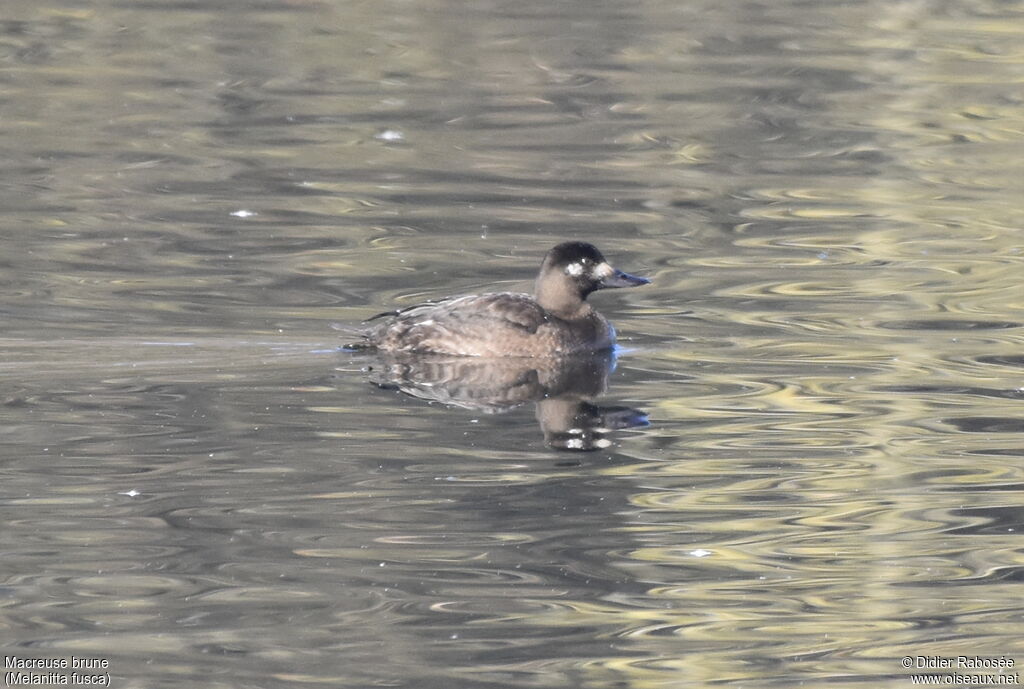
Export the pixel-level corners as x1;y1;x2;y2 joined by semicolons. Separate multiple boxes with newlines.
2;0;1024;687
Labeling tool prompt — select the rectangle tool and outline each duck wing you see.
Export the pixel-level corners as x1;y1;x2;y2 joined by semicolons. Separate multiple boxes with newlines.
364;293;551;355
446;293;548;332
372;293;546;330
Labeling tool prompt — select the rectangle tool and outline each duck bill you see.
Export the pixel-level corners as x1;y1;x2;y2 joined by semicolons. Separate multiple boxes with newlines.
598;268;650;290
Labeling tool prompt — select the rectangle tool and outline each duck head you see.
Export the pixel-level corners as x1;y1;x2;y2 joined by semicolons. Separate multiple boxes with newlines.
534;241;650;317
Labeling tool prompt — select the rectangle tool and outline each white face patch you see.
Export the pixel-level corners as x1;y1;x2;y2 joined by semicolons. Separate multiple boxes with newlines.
566;260;613;279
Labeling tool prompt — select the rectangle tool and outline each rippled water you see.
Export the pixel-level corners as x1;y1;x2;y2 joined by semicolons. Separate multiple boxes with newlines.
2;0;1024;687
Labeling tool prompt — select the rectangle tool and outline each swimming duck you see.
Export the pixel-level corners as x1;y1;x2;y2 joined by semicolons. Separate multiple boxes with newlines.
353;241;649;357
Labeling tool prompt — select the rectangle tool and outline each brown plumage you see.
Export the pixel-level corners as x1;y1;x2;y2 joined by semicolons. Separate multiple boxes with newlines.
354;242;649;357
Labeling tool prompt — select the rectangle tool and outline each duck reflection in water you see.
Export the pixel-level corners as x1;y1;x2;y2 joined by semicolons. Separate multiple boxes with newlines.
344;242;650;450
363;349;648;451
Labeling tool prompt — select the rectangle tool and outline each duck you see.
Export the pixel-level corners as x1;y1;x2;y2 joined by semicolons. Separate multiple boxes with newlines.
351;241;649;357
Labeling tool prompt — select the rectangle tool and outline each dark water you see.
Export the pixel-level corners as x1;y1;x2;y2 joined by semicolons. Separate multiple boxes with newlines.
2;0;1024;687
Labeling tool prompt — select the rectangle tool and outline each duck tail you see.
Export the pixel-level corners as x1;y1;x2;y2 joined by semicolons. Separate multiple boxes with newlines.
330;322;378;352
